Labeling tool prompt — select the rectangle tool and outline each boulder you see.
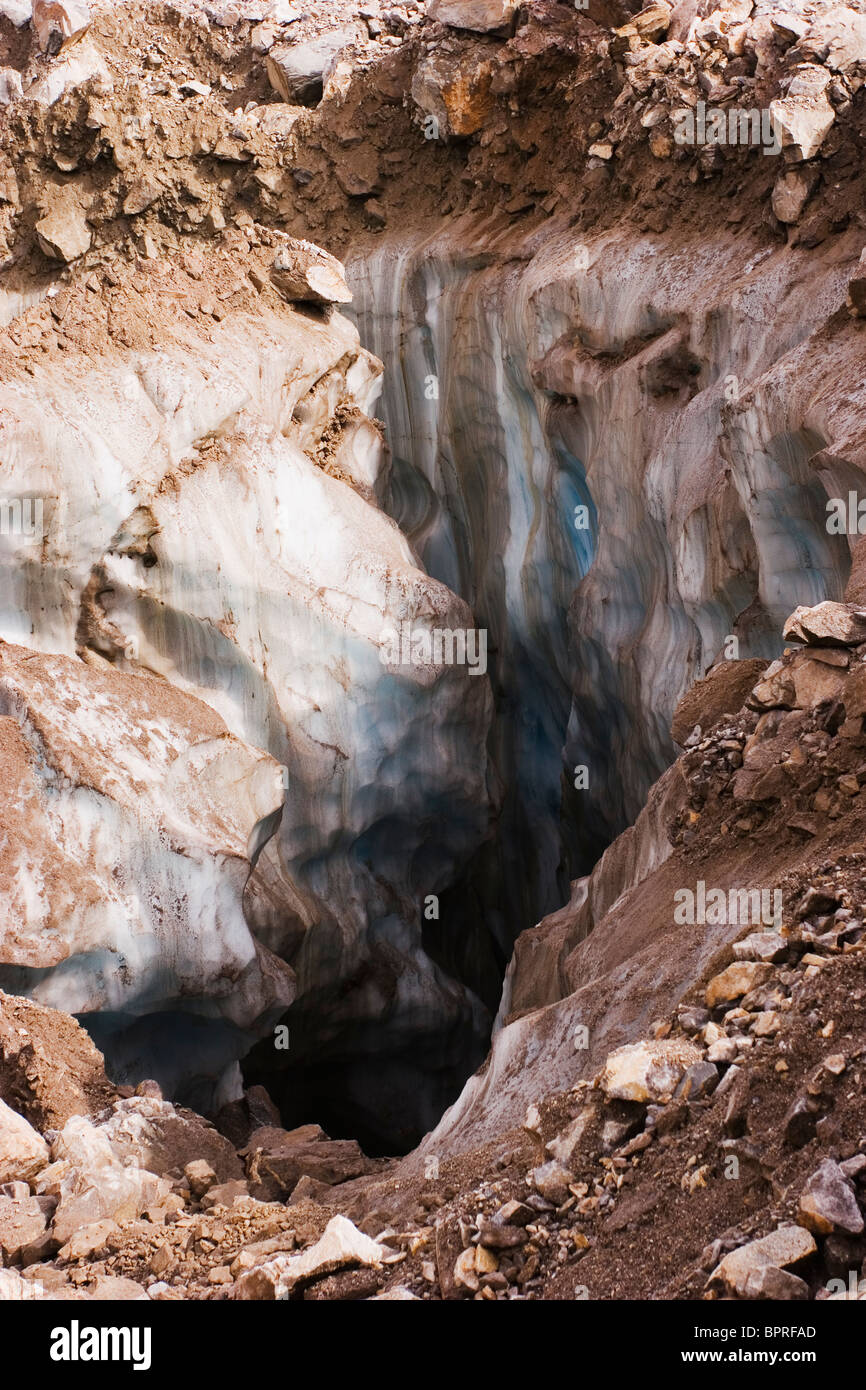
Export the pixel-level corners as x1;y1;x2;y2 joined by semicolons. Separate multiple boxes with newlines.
797;1159;864;1237
529;1159;574;1204
266;31;359;103
599;1039;703;1103
0;1099;48;1185
772;168;818;225
0;1194;49;1265
732;932;788;963
45;1117;170;1246
234;1215;384;1299
426;0;518;34
35;195;92;264
769;65;836;161
706;962;773;1008
709;1225;816;1296
32;0;89;52
243;1134;371;1193
57;1219;118;1263
783;601;866;647
0;68;22;105
97;1098;243;1186
410;43;495;138
269;238;352;304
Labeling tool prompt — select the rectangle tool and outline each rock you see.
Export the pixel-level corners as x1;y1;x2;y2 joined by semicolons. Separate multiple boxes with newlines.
732;933;787;963
476;1217;528;1249
100;1099;243;1187
496;1200;533;1226
674;1061;719;1101
0;1100;48;1185
234;1215;384;1299
544;1107;596;1167
266;32;358;103
706;962;773;1008
742;1266;809;1300
410;43;494;138
769;65;836;161
426;0;517;34
244;1134;370;1194
47;1117;170;1245
57;1219;117;1263
797;1160;864;1236
529;1160;574;1205
184;1160;217;1198
0;1194;49;1265
269;238;352;304
772;168;818;225
453;1245;479;1291
32;0;89;52
671;660;768;746
709;1226;817;1296
86;1275;148;1300
35;196;92;264
371;1285;419;1300
783;602;866;647
25;41;112;106
783;1095;820;1148
799;886;841;917
0;68;23;105
201;1179;250;1209
600;1039;702;1103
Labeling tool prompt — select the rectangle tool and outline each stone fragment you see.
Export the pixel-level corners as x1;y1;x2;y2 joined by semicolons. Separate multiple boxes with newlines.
797;1159;864;1236
674;1061;719;1101
769;65;836;161
709;1226;816;1296
35;196;91;264
0;68;22;104
57;1219;117;1263
269;238;352;304
529;1160;574;1205
706;962;773;1008
772;168;818;225
427;0;518;34
201;1179;250;1209
599;1039;702;1103
266;32;357;103
234;1215;384;1299
732;932;788;963
742;1266;809;1300
410;44;494;138
783;601;866;647
0;1194;48;1266
184;1160;217;1198
0;1100;48;1185
32;0;89;52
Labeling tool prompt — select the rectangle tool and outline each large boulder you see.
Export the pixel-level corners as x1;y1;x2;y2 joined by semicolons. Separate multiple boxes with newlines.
769;65;836;161
0;1099;48;1185
599;1039;703;1103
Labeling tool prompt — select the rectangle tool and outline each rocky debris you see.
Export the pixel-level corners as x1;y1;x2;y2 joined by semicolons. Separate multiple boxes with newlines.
0;1099;48;1185
671;660;768;747
797;1159;864;1236
242;1126;372;1195
426;0;517;35
769;64;836;161
708;1225;817;1297
783;602;866;648
234;1215;384;1299
599;1039;703;1104
43;1116;172;1246
528;1159;574;1205
706;962;774;1008
34;194;92;263
266;30;360;102
32;0;90;52
100;1099;243;1188
0;991;115;1132
269;236;353;303
772;168;819;225
0;1193;52;1266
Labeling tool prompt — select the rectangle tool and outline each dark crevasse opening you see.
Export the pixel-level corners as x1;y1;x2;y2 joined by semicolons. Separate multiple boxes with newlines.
239;244;607;1155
